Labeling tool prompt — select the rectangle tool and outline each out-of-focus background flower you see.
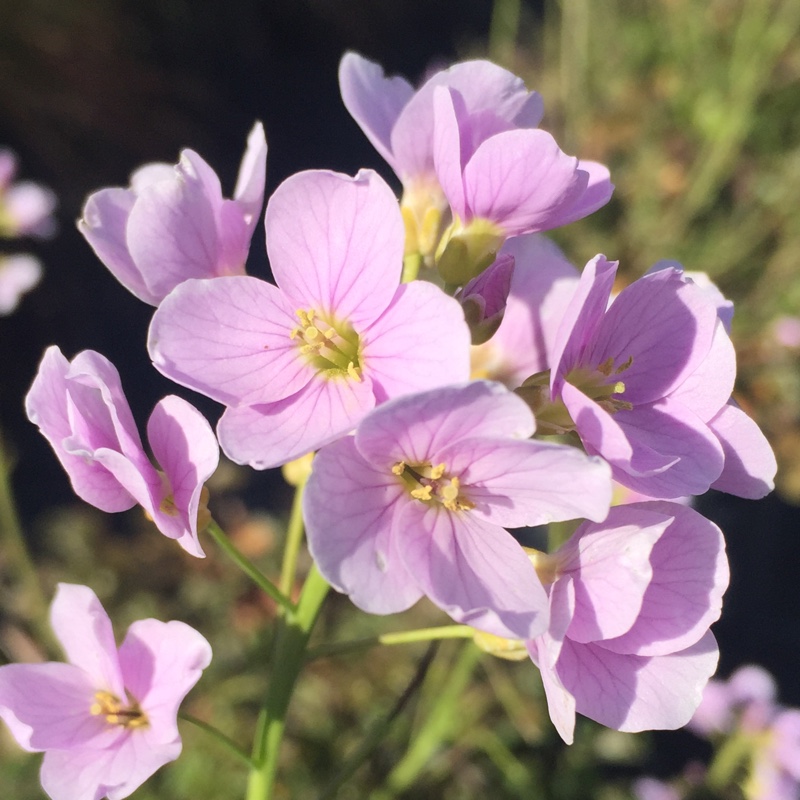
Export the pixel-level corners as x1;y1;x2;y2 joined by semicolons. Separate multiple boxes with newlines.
1;1;799;797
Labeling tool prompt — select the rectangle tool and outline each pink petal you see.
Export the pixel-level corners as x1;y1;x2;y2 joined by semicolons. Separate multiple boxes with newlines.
146;396;220;556
217;374;375;469
555;631;719;733
362;280;470;403
233;121;268;233
355;381;535;469
265;169;403;325
442;437;612;527
600;502;728;656
549;159;614;227
304;436;422;613
50;584;126;698
0;662;120;752
118;618;212;745
78;189;159;305
709;402;776;499
462;128;588;234
0;254;42;315
148;276;312;406
588;267;720;406
339;52;414;174
432;87;467;219
400;502;549;639
557;507;669;643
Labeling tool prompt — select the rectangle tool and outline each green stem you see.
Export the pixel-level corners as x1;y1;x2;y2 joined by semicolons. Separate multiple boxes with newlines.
179;713;256;769
401;252;422;283
0;435;57;656
278;478;306;600
705;731;755;793
307;624;474;661
205;520;294;613
246;564;330;800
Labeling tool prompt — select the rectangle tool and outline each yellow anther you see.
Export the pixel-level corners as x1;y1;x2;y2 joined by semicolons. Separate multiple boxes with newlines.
429;463;446;480
305;326;320;340
598;357;615;376
411;485;433;501
289;326;302;339
613;380;626;395
347;362;361;382
391;461;406;476
89;702;103;716
440;478;460;503
323;328;336;339
300;343;323;355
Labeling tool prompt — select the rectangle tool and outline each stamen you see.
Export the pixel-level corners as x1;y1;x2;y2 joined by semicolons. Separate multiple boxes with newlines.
391;461;406;476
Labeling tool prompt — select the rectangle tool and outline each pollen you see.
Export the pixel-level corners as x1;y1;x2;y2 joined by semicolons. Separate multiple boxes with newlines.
396;462;474;512
291;307;363;382
90;690;149;729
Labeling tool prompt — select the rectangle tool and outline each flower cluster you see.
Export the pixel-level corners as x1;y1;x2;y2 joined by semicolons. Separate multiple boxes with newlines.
6;49;779;799
0;148;56;315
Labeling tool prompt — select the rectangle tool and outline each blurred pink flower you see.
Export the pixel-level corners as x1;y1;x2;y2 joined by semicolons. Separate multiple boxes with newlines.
79;122;267;305
0;149;57;238
0;253;42;315
0;583;211;800
26;347;219;556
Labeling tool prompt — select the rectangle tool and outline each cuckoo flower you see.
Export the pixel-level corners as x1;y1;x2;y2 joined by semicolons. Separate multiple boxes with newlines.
0;148;57;239
26;347;219;556
0;253;42;315
148;169;471;469
0;584;211;800
470;234;579;386
79;122;267;305
527;502;728;743
339;53;544;257
432;87;612;284
540;256;776;498
304;381;612;640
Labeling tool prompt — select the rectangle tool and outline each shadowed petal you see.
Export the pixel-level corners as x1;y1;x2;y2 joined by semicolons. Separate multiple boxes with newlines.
305;436;422;613
233;121;268;233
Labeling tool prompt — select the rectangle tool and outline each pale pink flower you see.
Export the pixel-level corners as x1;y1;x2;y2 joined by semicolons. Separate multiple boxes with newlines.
528;502;728;743
79;123;267;305
0;583;211;800
0;148;57;238
148;169;470;469
0;253;42;315
26;347;219;556
305;381;611;639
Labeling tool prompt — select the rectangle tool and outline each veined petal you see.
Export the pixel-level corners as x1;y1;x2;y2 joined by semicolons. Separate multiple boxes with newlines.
613;399;725;498
0;663;121;752
599;502;728;656
217;374;375;470
146;396;220;556
265;169;404;325
233;121;268;232
708;402;777;499
432;87;467;219
362;281;470;404
549;159;614;227
400;502;549;640
339;52;414;174
588;267;720;405
556;507;670;643
555;631;719;733
50;584;126;698
355;381;535;469
305;436;422;613
462;129;588;234
148;276;312;407
442;437;612;527
78;188;159;305
118;619;212;745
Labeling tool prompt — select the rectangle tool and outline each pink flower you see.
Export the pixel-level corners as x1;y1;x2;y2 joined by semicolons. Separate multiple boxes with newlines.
0;253;42;315
304;381;612;640
0;583;211;800
528;502;728;743
26;347;219;556
148;169;471;469
546;256;776;498
78;122;267;305
0;149;57;238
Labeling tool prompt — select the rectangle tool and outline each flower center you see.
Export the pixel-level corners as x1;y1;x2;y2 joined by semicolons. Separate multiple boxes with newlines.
566;356;634;415
392;461;475;512
290;309;362;382
90;690;149;729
